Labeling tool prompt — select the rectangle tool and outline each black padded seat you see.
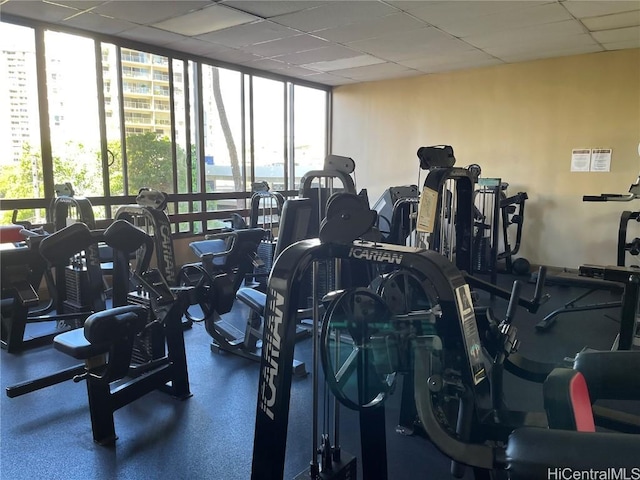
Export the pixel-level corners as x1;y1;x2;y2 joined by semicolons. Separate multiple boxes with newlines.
189;239;228;266
54;328;109;359
237;288;266;317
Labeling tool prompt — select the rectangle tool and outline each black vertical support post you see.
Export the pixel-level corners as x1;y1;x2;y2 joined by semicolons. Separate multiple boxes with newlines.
359;340;388;480
86;377;116;445
490;183;501;286
164;294;191;398
618;274;639;350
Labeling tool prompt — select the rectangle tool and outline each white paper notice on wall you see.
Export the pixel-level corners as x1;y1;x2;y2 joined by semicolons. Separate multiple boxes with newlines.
416;186;438;233
571;149;591;172
590;148;612;172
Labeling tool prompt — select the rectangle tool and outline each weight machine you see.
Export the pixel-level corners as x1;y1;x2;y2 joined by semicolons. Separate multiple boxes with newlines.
536;174;640;334
1;191;104;353
249;191;639;480
114;189;192;329
6;220;193;445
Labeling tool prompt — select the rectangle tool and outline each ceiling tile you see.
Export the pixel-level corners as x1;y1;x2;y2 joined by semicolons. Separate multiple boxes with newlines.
398;49;498;69
602;38;640;49
330;62;415;79
62;12;137;35
196;20;298;47
582;10;640;31
270;1;398;32
1;0;77;22
483;33;599;57
302;72;357;86
163;37;228;56
385;1;449;13
220;1;326;18
411;2;572;38
50;0;109;9
241;34;329;57
242;57;287;70
497;44;604;62
562;1;640;19
205;48;260;65
273;45;364;65
592;25;640;43
93;1;210;24
313;12;427;44
117;26;187;46
463;19;587;49
418;57;504;74
347;27;474;61
301;55;386;72
152;4;258;36
259;63;320;78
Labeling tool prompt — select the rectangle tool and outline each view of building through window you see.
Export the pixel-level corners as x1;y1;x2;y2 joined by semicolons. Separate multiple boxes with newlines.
0;21;43;220
0;20;329;229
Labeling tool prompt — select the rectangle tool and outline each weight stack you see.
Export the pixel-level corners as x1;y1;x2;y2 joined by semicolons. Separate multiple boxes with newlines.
127;291;166;364
59;267;91;329
301;259;336;309
473;236;491;273
254;240;277;288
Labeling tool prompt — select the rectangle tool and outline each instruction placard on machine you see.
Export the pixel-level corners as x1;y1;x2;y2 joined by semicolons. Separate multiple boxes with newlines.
417;186;439;233
454;284;486;385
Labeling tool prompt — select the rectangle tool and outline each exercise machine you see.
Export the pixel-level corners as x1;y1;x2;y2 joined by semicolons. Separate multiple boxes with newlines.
6;220;193;445
248;195;639;479
535;175;640;332
248;182;286;289
114;189;192;329
473;179;529;277
372;185;419;245
1;225;105;353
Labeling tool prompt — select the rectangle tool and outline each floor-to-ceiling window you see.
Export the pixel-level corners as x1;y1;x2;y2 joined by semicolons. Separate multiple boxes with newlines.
0;18;329;234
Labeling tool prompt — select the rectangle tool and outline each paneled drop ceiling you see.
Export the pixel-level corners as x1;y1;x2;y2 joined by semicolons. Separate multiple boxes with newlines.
1;0;638;86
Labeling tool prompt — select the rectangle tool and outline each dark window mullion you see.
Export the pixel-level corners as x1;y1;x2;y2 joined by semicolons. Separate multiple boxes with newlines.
183;61;193;232
115;45;128;196
168;58;178;219
35;27;53;199
249;76;255;186
288;83;295;191
195;63;206;230
283;82;289;191
95;40;111;217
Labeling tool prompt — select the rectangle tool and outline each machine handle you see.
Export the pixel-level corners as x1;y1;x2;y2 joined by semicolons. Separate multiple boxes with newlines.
504;281;522;326
583;194;635;202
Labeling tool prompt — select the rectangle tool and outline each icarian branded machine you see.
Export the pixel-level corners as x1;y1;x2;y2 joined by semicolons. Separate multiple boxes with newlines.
249;191;640;480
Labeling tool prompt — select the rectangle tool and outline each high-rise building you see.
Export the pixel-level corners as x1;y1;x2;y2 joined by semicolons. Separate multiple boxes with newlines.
0;44;39;165
102;47;177;139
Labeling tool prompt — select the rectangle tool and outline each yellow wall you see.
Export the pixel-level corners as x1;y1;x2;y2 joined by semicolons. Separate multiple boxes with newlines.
332;48;640;268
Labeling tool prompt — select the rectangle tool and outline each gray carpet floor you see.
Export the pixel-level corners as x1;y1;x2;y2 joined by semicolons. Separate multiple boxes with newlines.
1;275;633;480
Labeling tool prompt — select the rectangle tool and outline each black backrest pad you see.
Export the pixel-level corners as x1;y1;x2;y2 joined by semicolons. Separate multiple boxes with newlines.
275;198;314;258
84;305;147;344
104;219;152;254
39;222;93;264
